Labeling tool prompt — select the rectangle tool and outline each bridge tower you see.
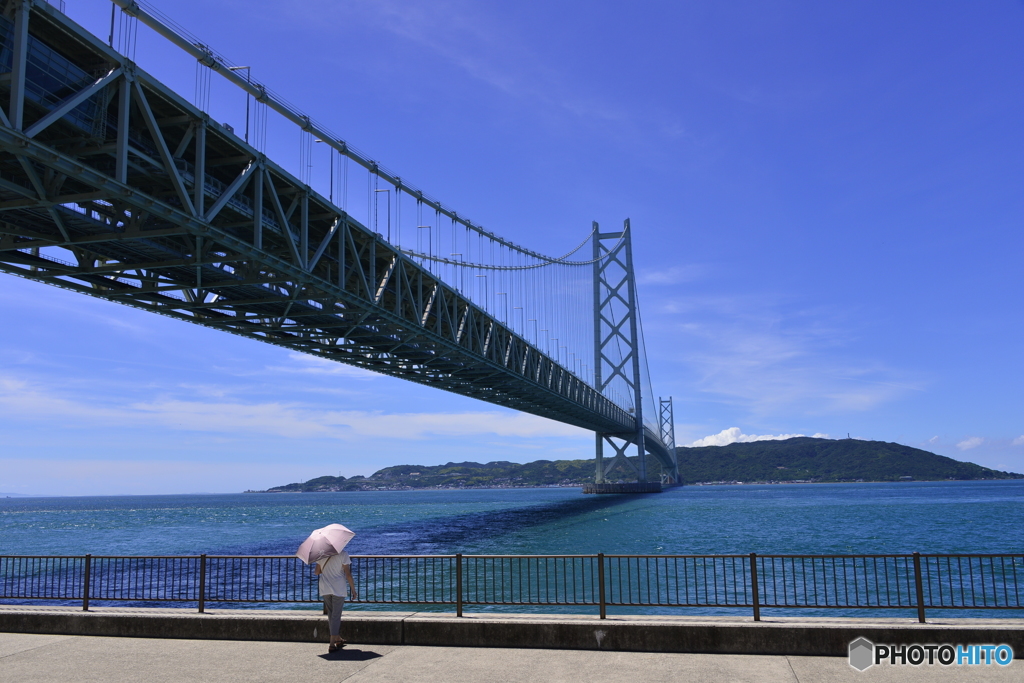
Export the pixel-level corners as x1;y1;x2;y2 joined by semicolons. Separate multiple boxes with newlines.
659;396;680;483
592;219;648;484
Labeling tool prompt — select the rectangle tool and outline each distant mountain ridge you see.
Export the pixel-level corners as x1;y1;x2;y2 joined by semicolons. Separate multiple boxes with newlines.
260;437;1021;492
676;436;1020;483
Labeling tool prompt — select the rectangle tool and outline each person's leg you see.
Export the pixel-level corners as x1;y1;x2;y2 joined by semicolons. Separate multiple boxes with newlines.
326;595;344;647
324;595;338;649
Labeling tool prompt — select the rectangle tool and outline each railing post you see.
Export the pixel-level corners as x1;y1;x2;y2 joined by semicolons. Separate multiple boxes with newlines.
198;554;206;613
749;553;760;622
82;554;91;612
913;552;926;623
456;553;463;618
597;553;606;620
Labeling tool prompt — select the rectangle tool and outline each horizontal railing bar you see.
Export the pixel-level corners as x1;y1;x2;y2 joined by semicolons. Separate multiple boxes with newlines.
754;604;914;609
600;554;753;560
918;553;1024;559
462;555;601;559
0;556;88;560
743;554;917;559
331;555;457;560
5;553;1020;562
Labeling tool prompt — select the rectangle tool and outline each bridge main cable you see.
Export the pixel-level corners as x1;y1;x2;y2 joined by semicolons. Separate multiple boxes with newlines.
0;1;674;476
111;0;576;266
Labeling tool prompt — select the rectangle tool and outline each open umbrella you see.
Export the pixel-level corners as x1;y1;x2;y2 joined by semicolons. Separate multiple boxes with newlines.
296;523;355;564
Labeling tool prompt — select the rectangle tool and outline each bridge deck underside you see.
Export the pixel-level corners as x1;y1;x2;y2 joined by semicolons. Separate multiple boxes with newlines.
0;4;678;460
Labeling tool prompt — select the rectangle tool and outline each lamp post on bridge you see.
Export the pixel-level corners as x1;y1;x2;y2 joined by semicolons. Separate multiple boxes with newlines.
496;292;508;325
374;188;391;242
227;66;250;144
417;225;432;259
450;253;463;292
314;137;337;204
476;274;488;312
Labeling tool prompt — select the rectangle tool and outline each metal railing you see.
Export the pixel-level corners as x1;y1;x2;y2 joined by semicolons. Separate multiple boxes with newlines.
2;553;1022;622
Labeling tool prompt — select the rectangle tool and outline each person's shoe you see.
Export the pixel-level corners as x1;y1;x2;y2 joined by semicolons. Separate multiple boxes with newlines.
328;644;338;653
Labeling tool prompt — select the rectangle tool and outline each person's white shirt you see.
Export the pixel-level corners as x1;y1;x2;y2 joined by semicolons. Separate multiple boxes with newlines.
315;552;352;598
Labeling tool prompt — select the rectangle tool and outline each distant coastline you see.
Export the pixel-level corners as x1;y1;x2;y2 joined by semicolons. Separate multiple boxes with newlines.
253;437;1022;493
246;479;1022;494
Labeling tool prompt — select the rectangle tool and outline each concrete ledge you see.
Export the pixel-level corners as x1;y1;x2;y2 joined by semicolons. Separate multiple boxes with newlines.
0;607;410;645
403;613;1024;656
1;606;1021;656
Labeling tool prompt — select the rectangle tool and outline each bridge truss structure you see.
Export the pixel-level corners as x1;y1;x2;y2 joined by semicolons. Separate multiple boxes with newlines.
0;0;678;483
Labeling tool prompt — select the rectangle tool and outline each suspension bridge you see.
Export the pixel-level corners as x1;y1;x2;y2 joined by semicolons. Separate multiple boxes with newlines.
0;0;679;489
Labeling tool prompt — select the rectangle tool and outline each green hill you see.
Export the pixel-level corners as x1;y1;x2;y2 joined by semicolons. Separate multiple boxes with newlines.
260;437;1021;491
264;458;598;492
677;437;1020;483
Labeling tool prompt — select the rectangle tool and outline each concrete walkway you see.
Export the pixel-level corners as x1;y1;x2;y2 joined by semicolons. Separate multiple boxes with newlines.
4;605;1023;658
1;632;1021;682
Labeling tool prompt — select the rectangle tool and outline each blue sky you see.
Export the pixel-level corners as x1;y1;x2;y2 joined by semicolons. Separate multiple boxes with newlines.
2;0;1022;495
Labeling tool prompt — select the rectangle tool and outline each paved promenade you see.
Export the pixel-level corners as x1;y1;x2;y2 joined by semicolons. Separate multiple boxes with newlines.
2;631;1021;682
4;605;1022;657
2;607;1022;681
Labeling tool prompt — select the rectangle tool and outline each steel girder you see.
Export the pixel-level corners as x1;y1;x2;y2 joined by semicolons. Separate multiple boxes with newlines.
0;1;636;437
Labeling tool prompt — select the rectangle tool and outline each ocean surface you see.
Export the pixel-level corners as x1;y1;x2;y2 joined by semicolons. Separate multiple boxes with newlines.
3;480;1022;558
3;481;1022;616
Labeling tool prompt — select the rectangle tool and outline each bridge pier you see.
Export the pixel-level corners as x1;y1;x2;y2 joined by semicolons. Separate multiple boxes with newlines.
582;481;662;494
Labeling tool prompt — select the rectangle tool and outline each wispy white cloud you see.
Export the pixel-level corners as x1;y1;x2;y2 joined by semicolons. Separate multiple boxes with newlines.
1013;436;1024;446
0;457;328;497
133;399;584;440
684;427;830;447
0;373;582;441
272;353;380;380
655;293;922;417
957;437;984;451
0;377;119;421
0;271;152;337
320;0;549;100
307;0;687;148
638;265;710;286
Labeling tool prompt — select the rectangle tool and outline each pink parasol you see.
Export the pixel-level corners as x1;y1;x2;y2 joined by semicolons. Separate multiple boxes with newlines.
295;523;355;564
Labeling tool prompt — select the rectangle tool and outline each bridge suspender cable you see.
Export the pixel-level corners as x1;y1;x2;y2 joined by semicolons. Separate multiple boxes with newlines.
110;0;596;267
24;1;679;484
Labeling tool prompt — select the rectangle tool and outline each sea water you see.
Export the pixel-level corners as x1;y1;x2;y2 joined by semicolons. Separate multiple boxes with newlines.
3;480;1021;557
2;481;1022;615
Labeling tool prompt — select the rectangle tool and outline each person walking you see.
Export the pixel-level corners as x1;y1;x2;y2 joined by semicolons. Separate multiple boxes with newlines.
296;523;357;653
314;551;357;652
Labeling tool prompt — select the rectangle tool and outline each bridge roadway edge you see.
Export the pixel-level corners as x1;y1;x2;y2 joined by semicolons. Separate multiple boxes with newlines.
1;606;1021;657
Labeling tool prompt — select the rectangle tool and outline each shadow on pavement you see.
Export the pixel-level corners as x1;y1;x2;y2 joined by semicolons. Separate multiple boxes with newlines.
318;648;384;661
